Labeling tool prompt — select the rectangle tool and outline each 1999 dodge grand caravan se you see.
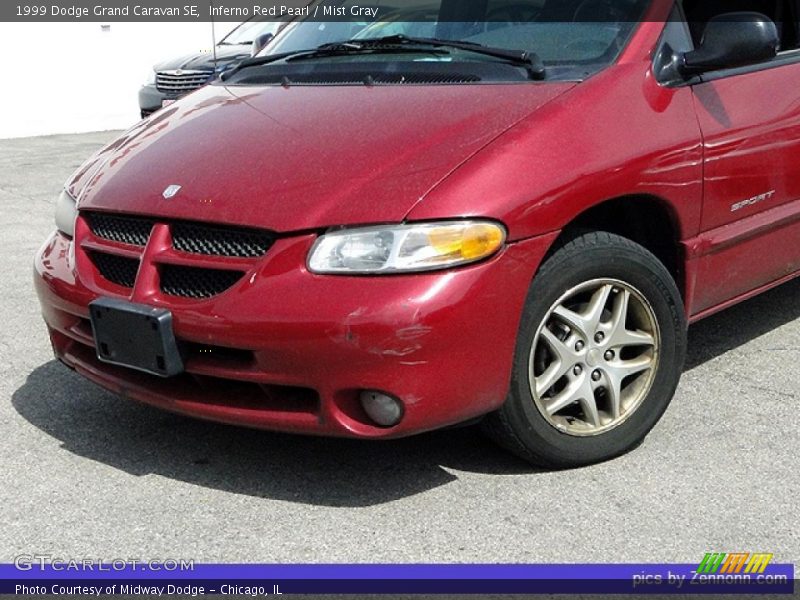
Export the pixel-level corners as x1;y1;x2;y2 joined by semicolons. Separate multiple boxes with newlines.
35;0;800;467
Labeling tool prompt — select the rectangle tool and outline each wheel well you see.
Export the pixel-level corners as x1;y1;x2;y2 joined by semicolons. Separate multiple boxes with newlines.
558;196;684;296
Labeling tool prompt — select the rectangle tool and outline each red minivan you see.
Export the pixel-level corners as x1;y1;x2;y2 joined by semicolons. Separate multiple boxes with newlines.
34;0;800;467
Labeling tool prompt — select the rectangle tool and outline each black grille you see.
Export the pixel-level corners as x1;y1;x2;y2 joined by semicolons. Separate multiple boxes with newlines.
90;252;140;288
160;265;244;299
172;222;274;258
87;213;154;247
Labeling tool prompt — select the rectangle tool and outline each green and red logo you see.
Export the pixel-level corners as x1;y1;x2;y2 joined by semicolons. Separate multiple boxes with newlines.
697;553;774;575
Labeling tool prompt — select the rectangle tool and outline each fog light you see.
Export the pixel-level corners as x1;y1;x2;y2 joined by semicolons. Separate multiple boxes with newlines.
359;390;404;427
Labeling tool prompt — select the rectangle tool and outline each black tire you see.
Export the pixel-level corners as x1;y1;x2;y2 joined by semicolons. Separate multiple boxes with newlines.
484;231;687;468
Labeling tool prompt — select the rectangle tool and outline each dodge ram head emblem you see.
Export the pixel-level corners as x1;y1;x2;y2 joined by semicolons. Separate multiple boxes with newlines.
162;185;182;199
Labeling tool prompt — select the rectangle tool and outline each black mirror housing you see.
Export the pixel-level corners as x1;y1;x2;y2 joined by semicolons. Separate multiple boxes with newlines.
682;12;779;75
251;33;275;58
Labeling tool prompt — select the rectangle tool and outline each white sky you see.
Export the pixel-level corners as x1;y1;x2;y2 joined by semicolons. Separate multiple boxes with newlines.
0;22;238;139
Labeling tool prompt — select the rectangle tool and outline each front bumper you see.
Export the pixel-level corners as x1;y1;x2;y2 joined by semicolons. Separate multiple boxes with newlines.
34;226;557;439
138;85;170;117
138;85;190;119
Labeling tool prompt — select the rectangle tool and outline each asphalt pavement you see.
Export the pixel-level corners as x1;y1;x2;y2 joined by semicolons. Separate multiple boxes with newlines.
0;132;797;565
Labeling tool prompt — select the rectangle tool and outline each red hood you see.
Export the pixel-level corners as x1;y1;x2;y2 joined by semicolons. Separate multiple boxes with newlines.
73;82;573;232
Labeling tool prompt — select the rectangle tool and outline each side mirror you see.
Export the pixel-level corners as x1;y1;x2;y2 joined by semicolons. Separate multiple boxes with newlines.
681;12;779;75
251;32;275;57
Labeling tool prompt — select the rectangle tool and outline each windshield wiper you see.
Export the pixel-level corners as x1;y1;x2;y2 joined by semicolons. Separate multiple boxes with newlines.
222;46;444;80
223;34;545;81
319;35;545;79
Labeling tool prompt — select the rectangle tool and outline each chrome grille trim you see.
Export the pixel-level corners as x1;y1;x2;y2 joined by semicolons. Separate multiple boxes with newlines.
156;70;214;93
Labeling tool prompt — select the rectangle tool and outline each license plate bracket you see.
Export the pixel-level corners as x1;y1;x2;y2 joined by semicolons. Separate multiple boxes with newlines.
89;298;184;377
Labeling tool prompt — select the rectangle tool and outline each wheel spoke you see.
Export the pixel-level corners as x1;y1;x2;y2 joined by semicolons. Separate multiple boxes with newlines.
535;327;582;398
610;355;653;380
552;283;614;339
607;289;655;349
552;305;590;339
602;372;623;420
584;284;614;332
579;397;601;427
540;326;576;363
577;377;601;427
535;359;568;397
546;375;599;427
545;385;579;415
610;326;655;349
609;288;630;333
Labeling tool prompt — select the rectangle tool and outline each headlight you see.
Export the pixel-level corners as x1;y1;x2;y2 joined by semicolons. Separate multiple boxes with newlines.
308;221;506;274
55;189;78;238
144;69;156;86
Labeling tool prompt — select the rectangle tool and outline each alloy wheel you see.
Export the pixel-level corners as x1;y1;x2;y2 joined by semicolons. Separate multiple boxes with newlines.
529;278;660;437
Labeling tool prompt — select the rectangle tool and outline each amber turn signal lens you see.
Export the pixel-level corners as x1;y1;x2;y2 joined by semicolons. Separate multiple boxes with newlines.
427;223;505;261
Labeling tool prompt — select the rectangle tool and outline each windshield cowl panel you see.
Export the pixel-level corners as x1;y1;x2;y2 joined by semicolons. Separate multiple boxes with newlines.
223;60;540;87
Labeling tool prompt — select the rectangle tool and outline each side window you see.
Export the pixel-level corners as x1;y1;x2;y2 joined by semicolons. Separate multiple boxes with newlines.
682;0;799;52
663;6;695;53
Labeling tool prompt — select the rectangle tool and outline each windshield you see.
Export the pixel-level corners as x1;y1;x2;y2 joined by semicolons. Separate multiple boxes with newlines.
266;20;374;54
240;0;651;83
221;19;283;45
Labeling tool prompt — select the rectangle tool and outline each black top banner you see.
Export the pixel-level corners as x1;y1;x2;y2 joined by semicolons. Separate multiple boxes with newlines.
4;0;672;23
11;1;328;21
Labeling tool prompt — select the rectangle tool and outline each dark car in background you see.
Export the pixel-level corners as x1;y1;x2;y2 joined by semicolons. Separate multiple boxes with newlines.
138;19;282;118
